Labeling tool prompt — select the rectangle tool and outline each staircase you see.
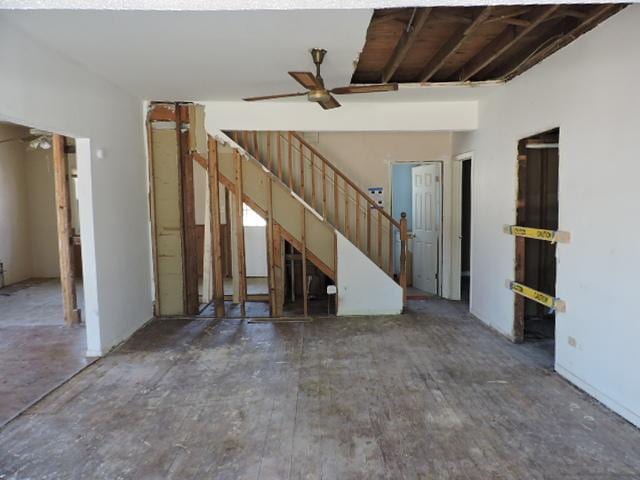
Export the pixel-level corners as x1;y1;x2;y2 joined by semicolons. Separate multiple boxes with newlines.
225;130;409;296
146;102;407;318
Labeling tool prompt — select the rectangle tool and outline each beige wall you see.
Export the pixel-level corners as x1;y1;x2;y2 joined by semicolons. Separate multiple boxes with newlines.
307;131;453;211
0;124;31;285
25;147;60;278
0;123;60;286
306;131;458;298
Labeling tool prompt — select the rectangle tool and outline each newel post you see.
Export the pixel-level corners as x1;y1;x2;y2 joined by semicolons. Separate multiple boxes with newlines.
399;212;408;306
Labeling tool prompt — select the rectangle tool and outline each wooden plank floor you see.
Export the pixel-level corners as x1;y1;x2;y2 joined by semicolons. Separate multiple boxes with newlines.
1;299;639;479
0;279;89;426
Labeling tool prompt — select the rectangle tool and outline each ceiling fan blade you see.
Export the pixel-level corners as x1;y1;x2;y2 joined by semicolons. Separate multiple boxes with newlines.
289;71;322;90
243;92;307;102
319;95;341;110
330;83;399;95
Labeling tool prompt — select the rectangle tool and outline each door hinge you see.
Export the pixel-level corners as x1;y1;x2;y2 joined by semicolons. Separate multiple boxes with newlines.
435;175;440;183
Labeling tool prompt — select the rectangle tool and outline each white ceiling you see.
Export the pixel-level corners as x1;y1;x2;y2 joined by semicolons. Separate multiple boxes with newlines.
1;10;374;100
1;0;628;9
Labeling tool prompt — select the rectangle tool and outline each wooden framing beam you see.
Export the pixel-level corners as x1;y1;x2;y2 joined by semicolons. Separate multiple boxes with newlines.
453;5;561;82
514;152;528;343
145;117;161;316
266;177;277;315
52;134;80;326
207;137;225;317
418;6;494;82
272;225;285;315
233;150;247;316
178;104;200;315
380;7;433;83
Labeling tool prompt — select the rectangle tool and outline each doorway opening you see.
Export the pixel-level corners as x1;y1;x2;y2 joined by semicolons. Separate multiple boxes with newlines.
391;161;442;298
514;128;559;355
460;158;472;304
0;123;88;425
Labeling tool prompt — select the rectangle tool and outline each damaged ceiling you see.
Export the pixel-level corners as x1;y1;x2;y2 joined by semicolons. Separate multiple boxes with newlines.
352;4;626;84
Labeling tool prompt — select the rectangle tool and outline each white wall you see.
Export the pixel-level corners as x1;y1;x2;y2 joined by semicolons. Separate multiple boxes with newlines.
0;123;31;285
452;5;640;427
0;18;152;356
204;100;477;132
336;232;403;315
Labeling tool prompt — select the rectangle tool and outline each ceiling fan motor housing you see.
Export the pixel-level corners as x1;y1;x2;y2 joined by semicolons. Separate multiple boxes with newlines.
307;89;330;103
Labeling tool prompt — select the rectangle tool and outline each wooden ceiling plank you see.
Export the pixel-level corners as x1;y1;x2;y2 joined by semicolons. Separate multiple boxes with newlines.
380;7;433;83
430;11;473;24
503;4;624;80
499;18;532;27
453;5;561;82
418;6;494;83
485;7;534;23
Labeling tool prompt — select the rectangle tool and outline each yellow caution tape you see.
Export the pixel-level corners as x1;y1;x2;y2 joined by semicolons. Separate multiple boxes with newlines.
503;225;570;244
506;280;566;312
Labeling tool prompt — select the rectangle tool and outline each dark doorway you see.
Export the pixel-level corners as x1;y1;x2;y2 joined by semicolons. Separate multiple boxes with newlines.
515;129;559;352
460;159;471;304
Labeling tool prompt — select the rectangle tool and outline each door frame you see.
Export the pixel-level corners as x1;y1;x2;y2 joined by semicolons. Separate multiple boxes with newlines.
451;152;473;304
389;160;444;296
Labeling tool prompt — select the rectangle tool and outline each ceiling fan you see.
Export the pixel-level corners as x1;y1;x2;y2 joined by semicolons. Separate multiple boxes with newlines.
243;48;399;110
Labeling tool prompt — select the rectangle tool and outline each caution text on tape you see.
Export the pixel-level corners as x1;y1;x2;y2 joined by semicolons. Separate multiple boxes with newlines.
503;225;570;244
506;280;566;313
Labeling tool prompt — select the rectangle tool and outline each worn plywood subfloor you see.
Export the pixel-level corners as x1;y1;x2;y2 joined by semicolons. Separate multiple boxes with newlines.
0;279;89;426
1;299;639;479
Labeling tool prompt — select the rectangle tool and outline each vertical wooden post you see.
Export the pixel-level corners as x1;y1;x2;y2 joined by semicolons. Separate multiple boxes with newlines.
333;171;339;229
344;180;350;240
272;225;284;316
252;131;258;158
399;212;408;305
321;161;327;220
301;209;308;317
299;140;305;200
288;132;294;190
266;176;276;315
178;105;199;315
207;138;225;317
277;132;283;179
355;194;361;248
266;132;272;171
52;134;80;326
311;152;316;211
514;152;528;342
388;221;394;275
366;205;371;256
377;209;383;266
234;151;247;316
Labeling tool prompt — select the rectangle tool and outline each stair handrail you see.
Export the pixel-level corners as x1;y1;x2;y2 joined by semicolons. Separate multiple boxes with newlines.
289;131;401;230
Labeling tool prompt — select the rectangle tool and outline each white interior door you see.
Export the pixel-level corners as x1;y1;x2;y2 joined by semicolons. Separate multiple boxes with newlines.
411;164;441;294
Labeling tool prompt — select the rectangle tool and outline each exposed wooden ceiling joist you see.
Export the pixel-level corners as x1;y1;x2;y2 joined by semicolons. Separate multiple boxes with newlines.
501;4;624;80
380;7;433;83
351;4;626;86
453;5;560;82
418;6;494;83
